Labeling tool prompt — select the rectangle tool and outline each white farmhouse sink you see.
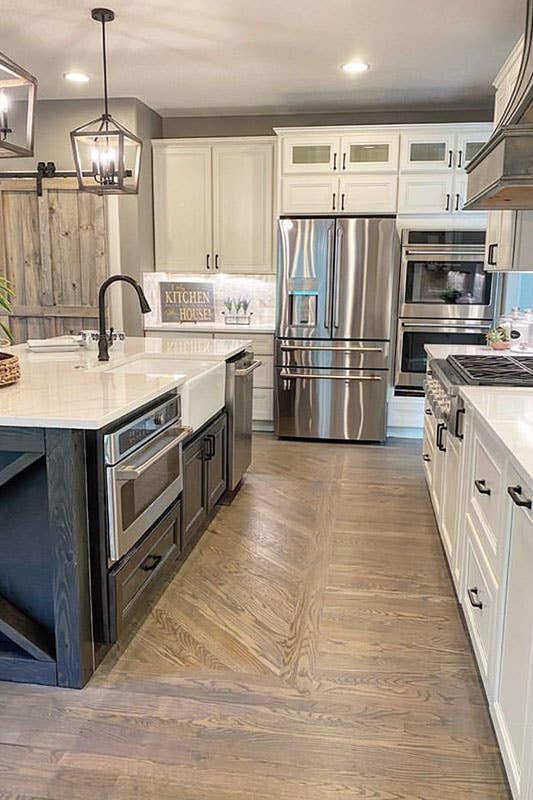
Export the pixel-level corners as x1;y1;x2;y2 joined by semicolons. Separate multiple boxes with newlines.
106;357;226;431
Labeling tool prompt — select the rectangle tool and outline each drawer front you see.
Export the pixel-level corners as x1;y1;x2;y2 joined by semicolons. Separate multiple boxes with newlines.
215;332;274;355
253;387;274;420
109;501;181;640
468;425;504;563
463;520;497;689
254;355;273;388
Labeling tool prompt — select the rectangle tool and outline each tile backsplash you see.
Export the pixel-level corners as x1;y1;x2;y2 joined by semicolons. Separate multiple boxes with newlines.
143;273;276;329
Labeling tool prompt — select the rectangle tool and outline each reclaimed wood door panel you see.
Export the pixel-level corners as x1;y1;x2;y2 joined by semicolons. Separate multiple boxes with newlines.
0;178;108;344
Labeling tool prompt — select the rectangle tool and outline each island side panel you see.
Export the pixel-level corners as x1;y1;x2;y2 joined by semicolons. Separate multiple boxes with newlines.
45;429;95;688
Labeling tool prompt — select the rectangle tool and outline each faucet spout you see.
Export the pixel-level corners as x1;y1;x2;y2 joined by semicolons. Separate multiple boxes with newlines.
97;275;151;362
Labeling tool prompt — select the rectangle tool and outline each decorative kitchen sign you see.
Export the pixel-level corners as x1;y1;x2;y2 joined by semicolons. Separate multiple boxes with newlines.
160;282;215;323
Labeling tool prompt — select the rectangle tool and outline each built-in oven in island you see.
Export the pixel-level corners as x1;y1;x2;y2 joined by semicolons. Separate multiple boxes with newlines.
395;229;500;394
104;395;191;563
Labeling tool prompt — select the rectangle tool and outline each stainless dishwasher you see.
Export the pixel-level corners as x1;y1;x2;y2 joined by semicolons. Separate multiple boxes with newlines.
225;351;262;491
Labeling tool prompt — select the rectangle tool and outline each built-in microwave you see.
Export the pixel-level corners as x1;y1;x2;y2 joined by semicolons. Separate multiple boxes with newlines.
399;229;498;322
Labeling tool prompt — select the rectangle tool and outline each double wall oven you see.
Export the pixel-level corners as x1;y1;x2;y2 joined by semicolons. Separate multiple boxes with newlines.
395;229;499;394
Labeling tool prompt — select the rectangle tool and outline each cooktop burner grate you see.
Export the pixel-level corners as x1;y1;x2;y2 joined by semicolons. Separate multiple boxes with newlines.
447;354;533;386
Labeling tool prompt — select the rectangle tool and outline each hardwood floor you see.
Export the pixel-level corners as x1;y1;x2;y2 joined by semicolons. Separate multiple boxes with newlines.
0;435;510;799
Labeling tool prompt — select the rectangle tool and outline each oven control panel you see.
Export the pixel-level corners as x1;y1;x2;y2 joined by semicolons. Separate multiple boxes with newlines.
104;395;181;465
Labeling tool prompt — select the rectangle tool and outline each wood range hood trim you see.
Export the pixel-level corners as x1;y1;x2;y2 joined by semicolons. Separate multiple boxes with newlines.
465;0;533;210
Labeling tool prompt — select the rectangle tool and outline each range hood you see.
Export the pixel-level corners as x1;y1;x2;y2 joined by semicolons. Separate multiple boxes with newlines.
465;0;533;210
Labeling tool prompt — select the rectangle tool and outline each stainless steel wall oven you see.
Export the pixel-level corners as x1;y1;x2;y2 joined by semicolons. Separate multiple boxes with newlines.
395;230;499;393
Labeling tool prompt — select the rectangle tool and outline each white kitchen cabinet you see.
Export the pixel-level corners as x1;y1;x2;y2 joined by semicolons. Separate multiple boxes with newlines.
398;173;455;214
455;130;490;172
281;175;339;214
339;133;399;173
493;470;533;800
441;431;461;573
338;174;398;214
484;210;533;272
153;138;275;274
153;145;213;272
281;135;341;174
212;143;273;273
400;131;456;172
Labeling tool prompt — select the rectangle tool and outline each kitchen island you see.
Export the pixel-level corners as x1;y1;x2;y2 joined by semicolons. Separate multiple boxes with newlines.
424;343;533;799
0;336;251;689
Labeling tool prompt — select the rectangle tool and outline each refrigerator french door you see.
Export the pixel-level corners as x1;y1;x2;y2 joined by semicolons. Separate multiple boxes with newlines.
275;216;397;442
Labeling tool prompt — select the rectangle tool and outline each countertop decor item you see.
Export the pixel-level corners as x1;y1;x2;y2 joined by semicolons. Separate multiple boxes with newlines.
0;350;20;386
487;326;511;350
70;8;142;195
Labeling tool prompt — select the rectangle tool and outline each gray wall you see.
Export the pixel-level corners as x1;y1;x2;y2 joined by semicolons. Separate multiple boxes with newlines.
0;97;162;336
161;106;493;138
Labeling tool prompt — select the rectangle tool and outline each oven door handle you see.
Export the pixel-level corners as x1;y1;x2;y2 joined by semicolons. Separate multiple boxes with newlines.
115;425;193;481
403;249;484;257
400;322;490;331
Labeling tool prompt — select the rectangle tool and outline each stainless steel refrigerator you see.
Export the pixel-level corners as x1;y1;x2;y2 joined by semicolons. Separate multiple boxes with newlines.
275;216;398;442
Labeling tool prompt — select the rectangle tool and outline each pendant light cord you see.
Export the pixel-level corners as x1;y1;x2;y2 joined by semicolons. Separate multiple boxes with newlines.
101;16;109;127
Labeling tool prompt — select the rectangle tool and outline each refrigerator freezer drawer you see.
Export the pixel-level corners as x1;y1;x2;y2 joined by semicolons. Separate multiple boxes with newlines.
275;367;387;442
276;338;390;370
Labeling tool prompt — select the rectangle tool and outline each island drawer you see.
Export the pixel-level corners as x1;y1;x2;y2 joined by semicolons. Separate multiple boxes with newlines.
467;421;504;569
108;500;181;640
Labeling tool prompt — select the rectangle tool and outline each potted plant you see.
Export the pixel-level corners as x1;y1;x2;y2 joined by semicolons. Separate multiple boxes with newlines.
0;276;20;386
486;326;511;350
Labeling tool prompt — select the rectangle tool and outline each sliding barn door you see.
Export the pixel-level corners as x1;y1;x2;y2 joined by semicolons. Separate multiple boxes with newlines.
0;178;108;343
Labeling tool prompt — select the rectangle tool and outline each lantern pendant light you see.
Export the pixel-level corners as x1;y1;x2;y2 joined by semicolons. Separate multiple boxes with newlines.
70;8;142;194
0;50;37;158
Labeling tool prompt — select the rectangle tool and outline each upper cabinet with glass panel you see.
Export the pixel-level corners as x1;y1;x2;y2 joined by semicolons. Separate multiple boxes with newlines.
340;134;399;173
282;135;341;173
456;129;491;172
400;132;456;172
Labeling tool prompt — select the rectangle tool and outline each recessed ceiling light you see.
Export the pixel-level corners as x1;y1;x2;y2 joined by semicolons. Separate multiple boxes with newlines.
342;61;369;74
64;72;90;83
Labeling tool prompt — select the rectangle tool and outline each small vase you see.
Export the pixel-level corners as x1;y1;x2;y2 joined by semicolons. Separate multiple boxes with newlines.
489;340;510;350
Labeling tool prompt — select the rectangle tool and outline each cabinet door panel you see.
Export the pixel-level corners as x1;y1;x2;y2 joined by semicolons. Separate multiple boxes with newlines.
282;136;341;173
182;436;207;544
153;145;212;271
340;174;397;213
400;132;456;171
281;176;339;215
456;128;491;171
206;414;227;512
213;143;273;273
340;133;399;173
495;477;533;797
398;174;454;214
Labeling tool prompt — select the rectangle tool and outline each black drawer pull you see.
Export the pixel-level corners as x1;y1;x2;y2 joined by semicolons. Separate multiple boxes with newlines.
467;587;483;610
455;407;465;440
425;408;432;416
508;485;532;509
436;422;446;452
474;479;491;496
140;554;163;572
422;454;431;463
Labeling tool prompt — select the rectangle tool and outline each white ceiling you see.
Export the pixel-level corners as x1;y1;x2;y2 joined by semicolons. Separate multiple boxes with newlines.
0;0;525;116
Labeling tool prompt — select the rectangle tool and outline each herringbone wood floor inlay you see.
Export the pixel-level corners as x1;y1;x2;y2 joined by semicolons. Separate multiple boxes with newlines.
0;436;510;799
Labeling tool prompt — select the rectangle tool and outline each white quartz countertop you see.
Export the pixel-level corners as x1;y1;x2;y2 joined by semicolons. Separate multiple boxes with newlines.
0;336;251;430
145;323;275;335
424;343;525;360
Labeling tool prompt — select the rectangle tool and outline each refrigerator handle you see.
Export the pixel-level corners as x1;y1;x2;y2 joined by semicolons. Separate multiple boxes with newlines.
333;224;343;328
324;224;334;329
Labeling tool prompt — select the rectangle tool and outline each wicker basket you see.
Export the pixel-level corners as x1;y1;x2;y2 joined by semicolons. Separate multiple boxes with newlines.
0;351;20;387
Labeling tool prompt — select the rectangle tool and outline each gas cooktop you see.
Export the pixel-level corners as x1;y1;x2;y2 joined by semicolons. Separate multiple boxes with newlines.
447;354;533;387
